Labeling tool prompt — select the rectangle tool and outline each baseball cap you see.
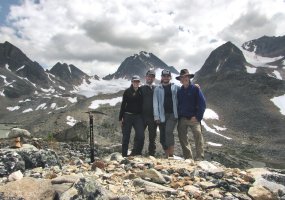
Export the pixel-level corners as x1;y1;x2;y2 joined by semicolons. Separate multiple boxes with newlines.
131;75;140;81
161;69;171;76
146;69;155;76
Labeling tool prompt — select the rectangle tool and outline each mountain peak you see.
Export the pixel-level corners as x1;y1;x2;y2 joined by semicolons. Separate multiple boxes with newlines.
195;41;246;78
50;62;89;85
242;35;285;57
103;51;178;80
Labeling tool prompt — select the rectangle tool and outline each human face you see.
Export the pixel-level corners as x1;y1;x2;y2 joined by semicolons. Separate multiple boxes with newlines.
180;75;190;87
145;75;155;85
161;75;171;84
132;80;140;89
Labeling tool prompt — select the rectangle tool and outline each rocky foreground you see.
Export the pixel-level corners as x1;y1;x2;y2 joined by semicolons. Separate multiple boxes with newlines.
0;138;285;200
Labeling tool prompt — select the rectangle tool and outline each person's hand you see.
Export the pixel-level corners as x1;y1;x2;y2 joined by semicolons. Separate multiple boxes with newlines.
190;117;198;123
120;119;124;127
195;84;200;89
155;120;160;124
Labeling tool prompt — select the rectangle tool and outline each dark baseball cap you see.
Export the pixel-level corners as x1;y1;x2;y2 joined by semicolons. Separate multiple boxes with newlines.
146;69;155;76
161;69;171;76
131;75;140;81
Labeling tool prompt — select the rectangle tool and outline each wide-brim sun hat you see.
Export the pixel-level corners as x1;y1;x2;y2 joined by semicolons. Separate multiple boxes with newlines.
175;69;194;80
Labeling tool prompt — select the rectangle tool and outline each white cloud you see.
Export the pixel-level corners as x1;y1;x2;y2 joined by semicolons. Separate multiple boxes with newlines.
0;0;284;77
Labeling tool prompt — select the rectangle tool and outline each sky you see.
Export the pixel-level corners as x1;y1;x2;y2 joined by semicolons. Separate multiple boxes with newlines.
0;0;285;77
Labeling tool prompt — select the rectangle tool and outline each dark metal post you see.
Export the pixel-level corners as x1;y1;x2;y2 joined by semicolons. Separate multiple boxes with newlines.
85;110;107;164
89;114;94;163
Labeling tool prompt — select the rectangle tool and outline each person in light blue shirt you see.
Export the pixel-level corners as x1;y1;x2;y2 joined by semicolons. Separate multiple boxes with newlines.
153;69;180;158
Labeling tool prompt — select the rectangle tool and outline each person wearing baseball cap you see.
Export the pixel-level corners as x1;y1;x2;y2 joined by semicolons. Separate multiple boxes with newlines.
119;75;144;157
137;69;157;156
153;69;180;158
176;69;206;161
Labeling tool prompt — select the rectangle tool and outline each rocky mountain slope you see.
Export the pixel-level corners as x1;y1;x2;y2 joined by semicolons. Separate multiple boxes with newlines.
194;41;285;168
103;51;179;80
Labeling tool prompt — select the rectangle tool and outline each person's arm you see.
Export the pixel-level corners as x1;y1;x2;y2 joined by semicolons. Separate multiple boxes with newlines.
153;88;160;123
196;88;206;122
119;91;127;122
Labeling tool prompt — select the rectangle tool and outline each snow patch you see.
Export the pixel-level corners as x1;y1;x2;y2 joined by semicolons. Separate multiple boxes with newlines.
50;103;57;109
245;66;257;74
7;106;20;111
56;105;67;110
68;97;77;103
23;78;36;87
59;86;66;90
201;120;232;140
204;109;219;120
242;48;283;68
36;103;47;110
19;99;31;103
0;90;4;96
213;125;227;131
271;94;285;115
272;70;282;80
216;63;221;72
41;87;55;93
22;108;33;113
16;65;25;71
46;72;56;83
68;65;72;75
207;142;223;147
66;116;77;126
89;97;122;109
5;64;11;71
73;78;131;98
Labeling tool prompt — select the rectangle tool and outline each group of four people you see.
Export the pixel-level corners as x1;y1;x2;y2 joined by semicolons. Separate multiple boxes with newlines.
119;68;206;160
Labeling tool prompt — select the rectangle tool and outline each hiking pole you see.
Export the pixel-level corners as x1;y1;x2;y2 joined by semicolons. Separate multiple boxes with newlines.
85;110;107;163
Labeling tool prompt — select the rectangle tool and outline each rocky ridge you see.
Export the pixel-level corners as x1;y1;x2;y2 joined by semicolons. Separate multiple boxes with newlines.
0;138;284;200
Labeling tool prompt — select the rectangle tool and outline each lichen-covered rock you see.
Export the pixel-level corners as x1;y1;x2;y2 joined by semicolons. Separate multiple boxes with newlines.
8;128;31;138
0;177;55;200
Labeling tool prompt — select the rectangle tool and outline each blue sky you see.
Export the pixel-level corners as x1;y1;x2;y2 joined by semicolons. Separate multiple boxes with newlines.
0;0;20;25
0;0;285;77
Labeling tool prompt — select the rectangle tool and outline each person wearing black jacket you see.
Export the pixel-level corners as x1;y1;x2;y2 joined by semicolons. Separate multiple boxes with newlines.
140;70;157;156
119;75;144;157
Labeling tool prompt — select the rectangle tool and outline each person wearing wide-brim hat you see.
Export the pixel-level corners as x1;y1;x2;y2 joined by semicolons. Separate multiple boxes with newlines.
175;68;195;80
176;69;206;161
119;75;144;157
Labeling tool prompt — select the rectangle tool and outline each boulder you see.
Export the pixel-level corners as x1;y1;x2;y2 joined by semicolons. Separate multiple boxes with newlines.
8;170;23;181
198;161;225;178
8;128;31;138
136;168;167;184
248;185;278;200
54;121;88;142
0;150;25;177
0;177;56;200
0;148;61;177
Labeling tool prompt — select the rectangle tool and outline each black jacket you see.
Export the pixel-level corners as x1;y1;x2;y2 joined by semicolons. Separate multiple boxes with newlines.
141;85;155;118
119;85;143;121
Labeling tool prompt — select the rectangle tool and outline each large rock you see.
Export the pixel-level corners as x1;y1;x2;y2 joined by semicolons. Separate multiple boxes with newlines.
0;147;61;177
61;177;117;199
0;177;56;200
7;128;31;138
248;185;278;200
198;161;224;178
247;168;285;195
136;169;167;184
0;150;25;177
54;121;88;142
